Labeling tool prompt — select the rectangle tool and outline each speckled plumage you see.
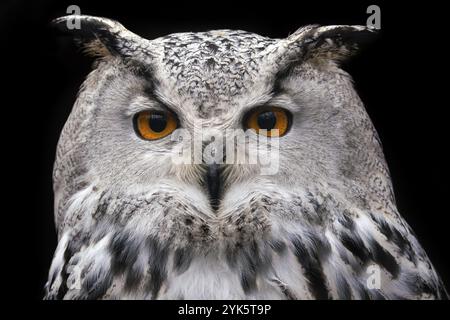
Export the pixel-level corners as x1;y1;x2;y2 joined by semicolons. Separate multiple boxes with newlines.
45;15;447;300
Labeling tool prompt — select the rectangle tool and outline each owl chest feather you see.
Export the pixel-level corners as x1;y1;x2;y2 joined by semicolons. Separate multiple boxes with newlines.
44;181;447;300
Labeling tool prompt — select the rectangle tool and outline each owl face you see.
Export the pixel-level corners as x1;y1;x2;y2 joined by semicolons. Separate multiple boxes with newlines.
54;19;379;244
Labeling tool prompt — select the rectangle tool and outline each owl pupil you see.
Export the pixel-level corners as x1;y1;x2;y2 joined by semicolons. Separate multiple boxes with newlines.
257;111;276;130
149;114;167;132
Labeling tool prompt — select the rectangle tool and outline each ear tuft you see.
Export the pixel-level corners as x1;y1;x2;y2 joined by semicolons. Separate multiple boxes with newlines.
52;15;151;59
304;25;377;62
284;25;378;65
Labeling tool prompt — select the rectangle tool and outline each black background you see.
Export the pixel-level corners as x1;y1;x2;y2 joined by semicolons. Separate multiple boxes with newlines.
2;0;448;301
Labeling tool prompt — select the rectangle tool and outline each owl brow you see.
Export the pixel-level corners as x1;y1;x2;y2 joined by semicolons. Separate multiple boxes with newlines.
125;59;175;110
125;59;185;113
141;84;183;117
271;62;303;95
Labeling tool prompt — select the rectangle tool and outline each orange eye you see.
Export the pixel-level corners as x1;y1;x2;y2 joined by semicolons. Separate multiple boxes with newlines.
244;106;291;137
134;110;178;140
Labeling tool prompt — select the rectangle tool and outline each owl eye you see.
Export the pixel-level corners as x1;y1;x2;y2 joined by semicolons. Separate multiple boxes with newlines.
134;110;178;140
244;107;291;137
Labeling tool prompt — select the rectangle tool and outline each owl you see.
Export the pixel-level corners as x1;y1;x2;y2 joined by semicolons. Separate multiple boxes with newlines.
45;15;448;300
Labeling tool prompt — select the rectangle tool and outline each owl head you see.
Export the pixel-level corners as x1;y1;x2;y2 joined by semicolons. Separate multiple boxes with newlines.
52;14;383;229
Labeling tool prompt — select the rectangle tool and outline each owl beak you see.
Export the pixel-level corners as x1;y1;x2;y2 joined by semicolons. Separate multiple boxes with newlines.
205;164;221;211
